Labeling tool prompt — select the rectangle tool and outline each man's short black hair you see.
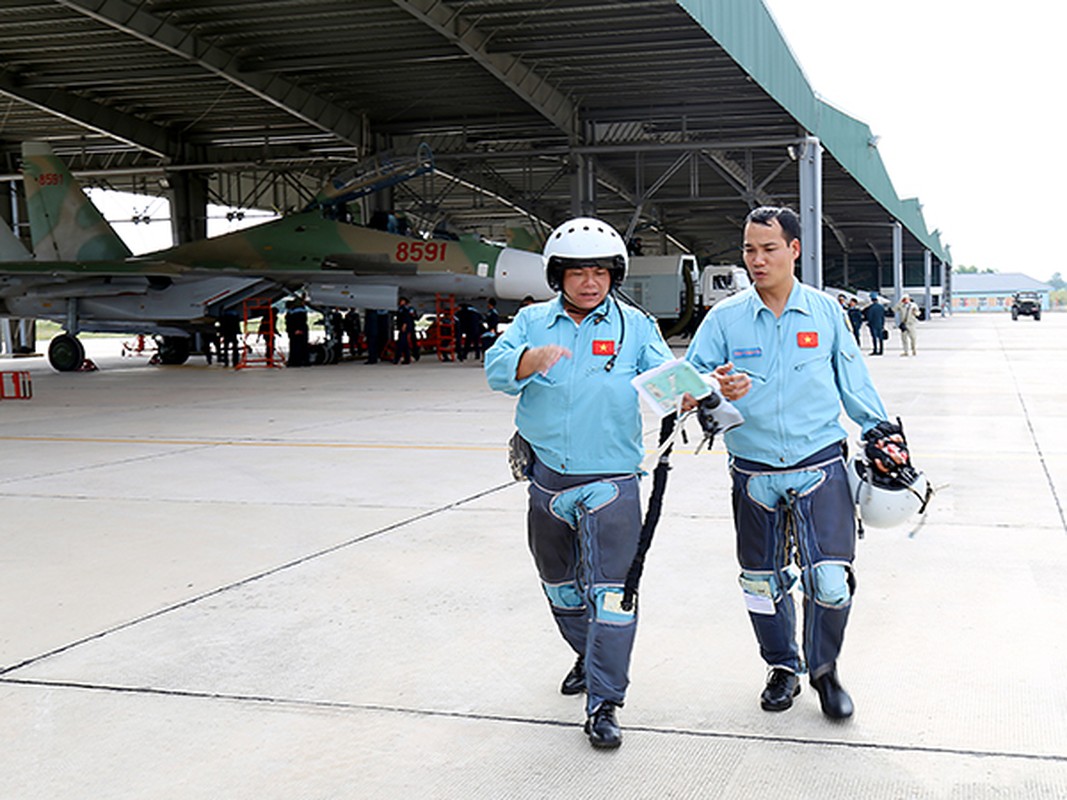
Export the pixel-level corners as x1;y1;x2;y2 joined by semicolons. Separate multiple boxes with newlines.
745;206;801;245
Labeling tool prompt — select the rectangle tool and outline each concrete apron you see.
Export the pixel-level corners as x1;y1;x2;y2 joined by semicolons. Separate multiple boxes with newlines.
1;314;1065;798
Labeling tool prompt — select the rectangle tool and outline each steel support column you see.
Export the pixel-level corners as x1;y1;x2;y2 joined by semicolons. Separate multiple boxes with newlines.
798;136;823;288
168;171;208;245
892;220;903;301
923;249;933;320
940;259;950;316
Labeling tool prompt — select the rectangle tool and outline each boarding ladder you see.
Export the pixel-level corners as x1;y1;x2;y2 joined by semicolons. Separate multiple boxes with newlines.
434;294;458;362
237;297;284;369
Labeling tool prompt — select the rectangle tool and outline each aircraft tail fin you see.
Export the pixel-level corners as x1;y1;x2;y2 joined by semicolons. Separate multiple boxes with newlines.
0;221;31;261
21;141;132;262
505;226;544;253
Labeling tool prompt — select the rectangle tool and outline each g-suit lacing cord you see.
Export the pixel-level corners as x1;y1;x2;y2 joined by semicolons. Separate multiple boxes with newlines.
621;413;677;612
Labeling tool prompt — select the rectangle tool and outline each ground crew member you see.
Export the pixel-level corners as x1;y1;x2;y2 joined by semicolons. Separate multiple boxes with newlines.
895;294;920;356
847;298;864;347
285;300;309;367
219;308;241;367
685;206;907;720
257;307;277;364
865;292;886;356
485;217;673;750
482;297;500;350
394;297;416;364
343;309;362;357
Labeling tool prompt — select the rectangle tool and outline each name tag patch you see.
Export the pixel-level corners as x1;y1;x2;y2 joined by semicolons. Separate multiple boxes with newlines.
732;347;762;359
797;332;819;348
592;340;615;356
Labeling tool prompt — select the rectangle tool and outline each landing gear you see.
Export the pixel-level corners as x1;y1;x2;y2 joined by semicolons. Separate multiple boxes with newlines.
308;341;340;366
156;336;191;365
48;333;85;372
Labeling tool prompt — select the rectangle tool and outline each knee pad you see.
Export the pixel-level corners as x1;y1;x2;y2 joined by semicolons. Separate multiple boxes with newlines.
592;586;635;625
811;562;852;607
543;581;584;611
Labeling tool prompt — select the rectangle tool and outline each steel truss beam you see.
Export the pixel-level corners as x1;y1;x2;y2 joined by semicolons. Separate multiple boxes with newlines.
391;0;579;140
54;0;368;152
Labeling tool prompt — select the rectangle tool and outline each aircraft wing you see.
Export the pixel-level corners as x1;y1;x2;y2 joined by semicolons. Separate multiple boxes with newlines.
320;253;417;275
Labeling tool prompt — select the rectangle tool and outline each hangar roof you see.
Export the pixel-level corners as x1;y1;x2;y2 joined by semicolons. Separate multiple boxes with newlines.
0;0;950;281
952;273;1051;294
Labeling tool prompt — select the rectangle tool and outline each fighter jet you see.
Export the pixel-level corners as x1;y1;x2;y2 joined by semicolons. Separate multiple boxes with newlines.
2;142;549;371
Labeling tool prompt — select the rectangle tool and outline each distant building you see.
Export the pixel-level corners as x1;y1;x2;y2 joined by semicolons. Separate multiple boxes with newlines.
951;272;1052;313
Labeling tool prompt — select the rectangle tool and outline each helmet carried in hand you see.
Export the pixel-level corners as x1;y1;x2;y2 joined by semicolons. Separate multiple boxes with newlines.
846;455;932;528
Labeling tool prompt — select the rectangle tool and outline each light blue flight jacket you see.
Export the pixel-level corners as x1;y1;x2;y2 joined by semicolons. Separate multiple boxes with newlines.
485;295;673;475
685;281;888;467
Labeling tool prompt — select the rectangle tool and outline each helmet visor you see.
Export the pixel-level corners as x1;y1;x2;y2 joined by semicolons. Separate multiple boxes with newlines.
549;256;625;272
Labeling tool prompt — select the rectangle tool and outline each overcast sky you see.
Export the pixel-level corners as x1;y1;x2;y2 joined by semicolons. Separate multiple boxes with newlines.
761;0;1064;282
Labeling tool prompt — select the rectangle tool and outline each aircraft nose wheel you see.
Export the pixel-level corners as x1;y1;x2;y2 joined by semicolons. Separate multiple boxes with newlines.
48;333;85;372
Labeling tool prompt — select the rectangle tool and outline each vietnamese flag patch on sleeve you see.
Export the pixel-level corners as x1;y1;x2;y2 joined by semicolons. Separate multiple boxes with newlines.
592;340;615;356
797;331;819;348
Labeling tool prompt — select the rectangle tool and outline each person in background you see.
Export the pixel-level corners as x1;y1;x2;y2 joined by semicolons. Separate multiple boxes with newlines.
285;299;309;367
219;308;242;368
343;309;362;358
257;306;277;364
894;294;920;356
481;297;500;350
394;297;417;365
847;298;865;347
864;292;886;356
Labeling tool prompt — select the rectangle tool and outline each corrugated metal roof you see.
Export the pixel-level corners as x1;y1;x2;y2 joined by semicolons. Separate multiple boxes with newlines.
952;273;1051;294
0;0;951;288
678;0;947;262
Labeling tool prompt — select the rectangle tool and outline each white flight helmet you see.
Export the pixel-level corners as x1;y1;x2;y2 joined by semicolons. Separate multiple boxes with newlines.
846;455;932;529
542;217;628;291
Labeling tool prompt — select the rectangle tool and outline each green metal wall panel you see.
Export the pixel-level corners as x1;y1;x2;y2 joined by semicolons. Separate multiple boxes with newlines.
676;0;950;263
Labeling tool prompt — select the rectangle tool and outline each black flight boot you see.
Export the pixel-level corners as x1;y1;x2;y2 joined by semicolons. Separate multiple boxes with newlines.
810;668;854;719
584;701;622;749
760;667;801;712
560;655;585;696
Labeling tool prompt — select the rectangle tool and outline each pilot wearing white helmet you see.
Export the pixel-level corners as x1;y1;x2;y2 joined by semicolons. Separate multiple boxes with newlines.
485;216;674;749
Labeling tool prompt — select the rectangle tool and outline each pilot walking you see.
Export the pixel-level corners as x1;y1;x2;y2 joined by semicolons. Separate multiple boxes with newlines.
685;206;906;720
485;217;673;750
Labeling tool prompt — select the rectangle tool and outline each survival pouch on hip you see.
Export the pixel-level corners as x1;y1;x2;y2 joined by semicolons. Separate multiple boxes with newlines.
507;431;534;481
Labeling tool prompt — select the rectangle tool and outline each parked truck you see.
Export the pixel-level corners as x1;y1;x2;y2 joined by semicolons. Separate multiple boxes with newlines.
699;265;751;308
619;257;752;337
619;254;699;337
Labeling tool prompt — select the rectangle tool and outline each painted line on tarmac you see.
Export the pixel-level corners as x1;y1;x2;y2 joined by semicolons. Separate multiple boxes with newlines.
0;434;1005;461
2;675;1065;766
0;434;502;452
0;480;518;676
996;327;1067;534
